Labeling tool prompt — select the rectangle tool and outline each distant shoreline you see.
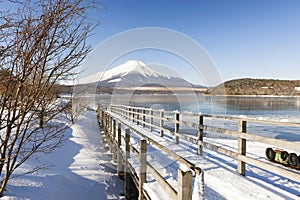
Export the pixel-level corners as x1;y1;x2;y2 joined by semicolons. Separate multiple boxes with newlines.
204;94;300;98
206;78;300;96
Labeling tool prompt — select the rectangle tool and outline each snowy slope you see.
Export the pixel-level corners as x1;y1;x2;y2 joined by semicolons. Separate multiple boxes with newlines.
1;109;299;200
78;60;199;88
107;111;300;200
2;110;124;200
101;60;170;80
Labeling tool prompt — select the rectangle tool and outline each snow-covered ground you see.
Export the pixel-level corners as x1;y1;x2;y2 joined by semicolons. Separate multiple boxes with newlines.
107;111;300;200
1;109;299;200
1;110;124;200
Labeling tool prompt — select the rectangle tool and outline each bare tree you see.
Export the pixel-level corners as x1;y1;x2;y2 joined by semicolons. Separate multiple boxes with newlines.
64;90;88;124
0;0;97;196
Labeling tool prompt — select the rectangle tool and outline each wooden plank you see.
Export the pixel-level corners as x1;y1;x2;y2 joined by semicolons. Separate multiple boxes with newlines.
117;123;122;146
203;125;239;138
181;120;198;128
174;112;180;144
177;165;192;200
237;120;247;175
198;115;204;155
238;155;300;183
139;139;147;200
175;132;198;144
246;118;300;128
160;110;164;137
110;111;197;169
142;109;146;128
147;163;177;200
239;133;300;152
202;142;237;159
106;105;300;189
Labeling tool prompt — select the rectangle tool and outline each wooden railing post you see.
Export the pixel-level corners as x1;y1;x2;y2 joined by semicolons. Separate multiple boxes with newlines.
142;109;146;128
117;122;122;147
149;109;153;132
125;128;130;159
132;108;135;123
101;110;104;127
178;164;192;200
105;113;108;131
125;129;138;199
139;139;147;200
237;119;247;175
110;116;113;133
103;112;106;133
137;109;140;125
160;109;164;137
174;111;180;144
112;119;117;162
197;114;204;155
113;119;116;139
107;114;109;132
117;122;124;178
109;116;113;152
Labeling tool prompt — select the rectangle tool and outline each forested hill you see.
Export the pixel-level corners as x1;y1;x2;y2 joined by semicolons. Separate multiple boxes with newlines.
206;78;300;96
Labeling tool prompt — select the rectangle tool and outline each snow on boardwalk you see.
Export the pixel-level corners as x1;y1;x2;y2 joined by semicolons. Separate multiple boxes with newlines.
108;111;300;200
3;110;124;200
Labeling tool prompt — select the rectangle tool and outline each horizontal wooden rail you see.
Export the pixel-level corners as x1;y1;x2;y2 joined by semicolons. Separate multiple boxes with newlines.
108;104;300;185
98;108;200;200
147;163;177;200
114;104;300;128
239;132;300;152
203;125;239;137
203;141;238;158
238;155;300;183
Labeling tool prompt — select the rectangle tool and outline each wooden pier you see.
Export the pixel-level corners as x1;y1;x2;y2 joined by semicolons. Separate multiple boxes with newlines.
96;104;300;200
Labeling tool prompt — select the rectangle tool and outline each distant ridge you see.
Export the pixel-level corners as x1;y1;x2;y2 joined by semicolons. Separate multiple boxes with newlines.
207;78;300;96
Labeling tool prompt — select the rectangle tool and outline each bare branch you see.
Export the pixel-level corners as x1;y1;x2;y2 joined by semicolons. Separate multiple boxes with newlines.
0;0;98;196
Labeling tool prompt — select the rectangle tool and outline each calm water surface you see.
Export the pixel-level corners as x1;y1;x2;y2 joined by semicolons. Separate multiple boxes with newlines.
96;94;300;118
94;94;300;140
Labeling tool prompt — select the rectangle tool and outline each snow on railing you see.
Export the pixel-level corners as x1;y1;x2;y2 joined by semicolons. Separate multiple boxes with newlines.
97;105;203;200
97;104;300;199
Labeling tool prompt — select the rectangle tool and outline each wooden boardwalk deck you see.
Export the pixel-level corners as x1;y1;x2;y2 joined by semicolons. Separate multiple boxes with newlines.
96;105;300;200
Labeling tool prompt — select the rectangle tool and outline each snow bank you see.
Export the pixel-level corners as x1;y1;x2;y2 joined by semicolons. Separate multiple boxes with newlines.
3;110;124;200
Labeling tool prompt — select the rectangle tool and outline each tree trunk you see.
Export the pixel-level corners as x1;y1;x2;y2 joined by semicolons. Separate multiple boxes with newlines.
0;173;9;197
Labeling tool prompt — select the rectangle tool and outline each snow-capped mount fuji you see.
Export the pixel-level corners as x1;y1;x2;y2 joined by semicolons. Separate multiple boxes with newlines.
79;60;201;89
101;60;168;80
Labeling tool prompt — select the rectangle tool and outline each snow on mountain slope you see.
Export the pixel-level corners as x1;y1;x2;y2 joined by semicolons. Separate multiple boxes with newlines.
79;60;172;85
102;60;171;80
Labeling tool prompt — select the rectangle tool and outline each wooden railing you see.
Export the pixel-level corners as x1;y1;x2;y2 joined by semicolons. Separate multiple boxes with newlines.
96;106;204;200
107;104;300;184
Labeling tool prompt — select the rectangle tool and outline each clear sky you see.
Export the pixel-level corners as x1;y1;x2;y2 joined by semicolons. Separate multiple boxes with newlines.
85;0;300;85
1;0;299;86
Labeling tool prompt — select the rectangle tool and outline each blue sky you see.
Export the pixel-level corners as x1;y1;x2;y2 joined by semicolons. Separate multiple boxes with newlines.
1;0;299;86
84;0;300;85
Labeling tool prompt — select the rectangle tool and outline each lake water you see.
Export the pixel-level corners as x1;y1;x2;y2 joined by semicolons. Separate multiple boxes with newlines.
96;94;300;121
93;94;300;141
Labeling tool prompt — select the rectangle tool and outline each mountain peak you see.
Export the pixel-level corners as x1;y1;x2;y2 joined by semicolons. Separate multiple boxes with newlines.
78;60;201;87
124;60;146;67
118;60;160;76
99;60;166;81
